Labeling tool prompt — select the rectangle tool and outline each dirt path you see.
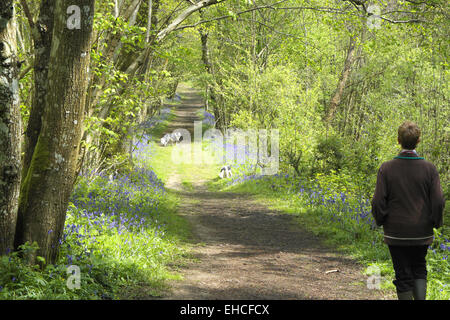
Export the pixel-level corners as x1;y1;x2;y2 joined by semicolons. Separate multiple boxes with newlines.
164;84;204;141
157;85;394;300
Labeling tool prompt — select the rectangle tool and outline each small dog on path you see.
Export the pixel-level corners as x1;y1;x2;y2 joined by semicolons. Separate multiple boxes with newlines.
219;165;232;179
161;132;183;146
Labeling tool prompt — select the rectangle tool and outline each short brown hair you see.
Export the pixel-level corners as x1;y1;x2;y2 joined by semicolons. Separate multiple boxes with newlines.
398;121;421;150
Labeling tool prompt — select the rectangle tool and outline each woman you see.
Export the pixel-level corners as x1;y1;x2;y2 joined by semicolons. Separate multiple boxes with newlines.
371;121;445;300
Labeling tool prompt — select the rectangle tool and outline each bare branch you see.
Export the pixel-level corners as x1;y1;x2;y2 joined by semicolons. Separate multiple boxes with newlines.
19;63;33;80
19;0;34;30
173;0;292;32
404;0;428;5
156;0;226;42
146;0;153;43
155;1;188;37
276;6;352;14
236;17;323;53
379;16;425;24
122;0;143;21
114;0;119;18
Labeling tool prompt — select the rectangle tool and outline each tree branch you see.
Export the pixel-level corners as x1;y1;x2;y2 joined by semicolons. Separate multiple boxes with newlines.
157;0;226;42
236;17;322;53
18;0;41;43
19;63;33;80
19;0;34;30
145;0;153;43
172;0;291;32
379;16;425;24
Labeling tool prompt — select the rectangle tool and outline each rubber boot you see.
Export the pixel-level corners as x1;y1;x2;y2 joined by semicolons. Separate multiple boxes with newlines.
397;290;414;300
412;279;427;300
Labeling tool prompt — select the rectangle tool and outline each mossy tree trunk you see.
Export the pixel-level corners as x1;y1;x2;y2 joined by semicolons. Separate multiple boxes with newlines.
0;1;22;255
15;0;95;264
15;0;55;251
21;0;55;181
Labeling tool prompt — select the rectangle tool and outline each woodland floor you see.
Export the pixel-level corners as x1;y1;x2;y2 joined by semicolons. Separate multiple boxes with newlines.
151;84;395;300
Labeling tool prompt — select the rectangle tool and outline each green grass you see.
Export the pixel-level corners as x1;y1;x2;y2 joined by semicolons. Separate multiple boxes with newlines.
181;181;194;191
145;108;177;144
149;141;222;186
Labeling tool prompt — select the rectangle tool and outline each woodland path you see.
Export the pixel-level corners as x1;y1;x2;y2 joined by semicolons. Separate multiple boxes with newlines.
155;84;394;300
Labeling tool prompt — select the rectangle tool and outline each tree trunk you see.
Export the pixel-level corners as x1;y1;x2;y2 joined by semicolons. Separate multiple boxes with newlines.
15;0;95;264
156;0;220;42
200;28;221;129
0;1;22;255
145;0;153;43
168;78;179;99
326;36;356;123
21;0;55;183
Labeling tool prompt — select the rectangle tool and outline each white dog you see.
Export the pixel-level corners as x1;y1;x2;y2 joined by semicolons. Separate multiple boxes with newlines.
161;132;183;146
160;134;170;146
219;165;232;179
171;132;183;143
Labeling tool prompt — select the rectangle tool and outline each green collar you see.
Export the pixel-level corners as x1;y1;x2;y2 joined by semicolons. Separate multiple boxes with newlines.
394;156;424;160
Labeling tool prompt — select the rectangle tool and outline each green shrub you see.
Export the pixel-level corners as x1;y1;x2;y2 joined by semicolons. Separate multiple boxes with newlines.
313;135;346;174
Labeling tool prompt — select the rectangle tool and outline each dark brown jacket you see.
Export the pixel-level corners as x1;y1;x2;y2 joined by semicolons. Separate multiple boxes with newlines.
371;150;445;246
